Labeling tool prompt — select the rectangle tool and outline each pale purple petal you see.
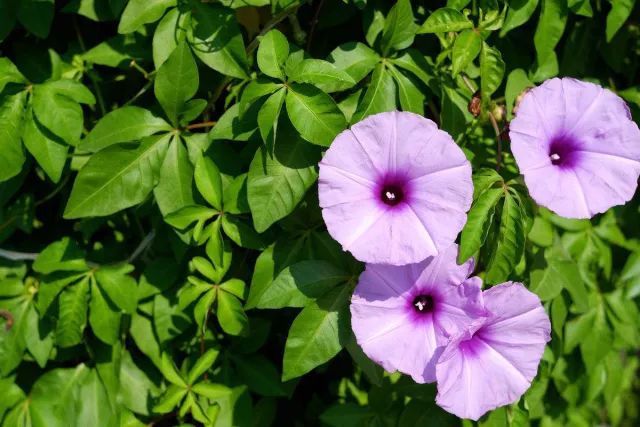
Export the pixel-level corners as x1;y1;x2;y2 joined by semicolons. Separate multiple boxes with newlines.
350;245;486;383
319;111;473;265
510;78;640;219
435;282;551;420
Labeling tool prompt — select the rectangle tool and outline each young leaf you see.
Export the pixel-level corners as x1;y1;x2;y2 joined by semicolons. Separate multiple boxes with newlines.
257;29;289;80
282;285;351;381
195;156;223;210
451;29;482;76
153;385;187;413
485;191;526;283
81;107;171;153
418;8;473;33
187;349;220;384
64;135;171;219
118;0;176;34
381;0;417;54
285;83;347;147
154;41;198;125
221;215;266;250
458;188;504;263
480;43;505;101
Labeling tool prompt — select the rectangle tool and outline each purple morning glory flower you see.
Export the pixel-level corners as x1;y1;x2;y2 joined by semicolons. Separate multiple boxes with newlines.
510;78;640;219
350;244;487;383
319;111;473;265
435;282;551;421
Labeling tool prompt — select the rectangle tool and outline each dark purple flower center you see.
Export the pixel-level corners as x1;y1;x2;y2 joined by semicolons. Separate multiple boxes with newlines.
380;184;404;206
548;135;581;168
412;295;434;313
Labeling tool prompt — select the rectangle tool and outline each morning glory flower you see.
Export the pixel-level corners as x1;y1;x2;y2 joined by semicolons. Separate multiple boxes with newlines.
435;282;551;420
510;77;640;219
319;111;473;265
350;244;487;383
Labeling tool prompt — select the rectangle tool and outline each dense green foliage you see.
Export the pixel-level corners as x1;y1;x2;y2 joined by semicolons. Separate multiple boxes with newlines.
0;0;639;426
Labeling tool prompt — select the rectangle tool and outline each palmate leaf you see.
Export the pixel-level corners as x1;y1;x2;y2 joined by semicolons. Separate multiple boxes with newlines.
418;8;473;33
257;29;289;80
56;276;90;348
458;187;504;264
0;90;27;183
154;41;198;126
154;135;195;216
351;63;396;123
118;0;176;34
381;0;417;54
451;29;482;76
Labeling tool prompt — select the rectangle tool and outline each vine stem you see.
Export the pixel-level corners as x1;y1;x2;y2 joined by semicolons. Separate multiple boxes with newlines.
0;231;155;266
488;112;503;171
306;0;325;51
186;121;217;130
245;2;307;55
73;16;106;116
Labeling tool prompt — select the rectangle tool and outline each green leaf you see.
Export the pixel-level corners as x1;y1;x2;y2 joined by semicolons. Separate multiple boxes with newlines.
440;83;472;139
154;136;195;216
43;79;95;105
22;109;68;183
0;58;26;93
247;124;320;232
33;237;88;274
0;91;27;182
118;0;176;34
351;64;396;123
165;205;216;230
387;64;425;115
480;43;505;100
221;215;265;250
459;188;504;263
282;285;351;381
532;0;567;81
289;59;356;93
64;135;170;219
451;29;482;76
233;354;287;397
239;78;281;113
153;385;187;413
152;6;189;68
505;68;533;119
581;306;613;371
255;260;348;309
195;156;223;210
381;0;417;54
154;41;198;125
257;29;289;80
17;0;54;38
216;290;248;336
485;191;526;284
95;264;138;314
56;277;90;348
81;107;171;153
418;7;473;33
89;280;122;345
161;352;187;387
32;83;84;145
258;88;286;144
391;49;438;92
285;83;347;147
223;174;250;214
327;42;379;84
187;349;220;384
189;2;249;79
606;0;635;42
209;103;258;141
500;0;540;36
530;258;574;301
76;369;118;426
191;383;232;399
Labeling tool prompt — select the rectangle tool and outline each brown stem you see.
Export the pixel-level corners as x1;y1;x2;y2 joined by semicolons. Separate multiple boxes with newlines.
306;0;325;51
186;121;217;130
